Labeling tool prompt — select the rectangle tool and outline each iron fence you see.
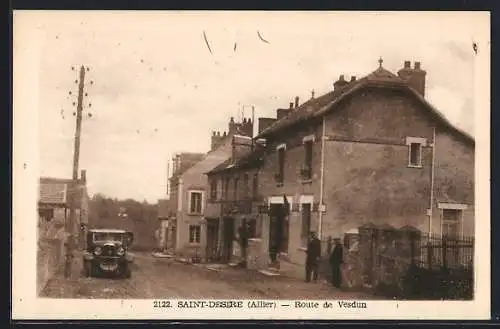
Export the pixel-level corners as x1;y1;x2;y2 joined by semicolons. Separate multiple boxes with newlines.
416;233;474;270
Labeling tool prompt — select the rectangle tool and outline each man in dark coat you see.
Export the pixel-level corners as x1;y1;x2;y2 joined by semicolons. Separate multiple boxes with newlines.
329;237;344;288
237;224;249;267
305;231;321;282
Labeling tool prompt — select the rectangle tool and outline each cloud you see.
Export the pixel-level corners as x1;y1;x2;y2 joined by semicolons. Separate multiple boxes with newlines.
426;86;474;136
30;11;482;202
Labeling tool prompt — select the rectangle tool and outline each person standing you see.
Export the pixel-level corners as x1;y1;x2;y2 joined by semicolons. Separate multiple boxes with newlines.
305;231;321;282
238;223;249;267
329;237;344;288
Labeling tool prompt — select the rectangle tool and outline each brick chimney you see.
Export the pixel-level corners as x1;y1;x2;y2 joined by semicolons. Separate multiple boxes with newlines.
276;108;290;120
258;117;277;134
211;130;225;151
333;74;349;92
294;96;300;108
397;60;427;97
231;135;253;164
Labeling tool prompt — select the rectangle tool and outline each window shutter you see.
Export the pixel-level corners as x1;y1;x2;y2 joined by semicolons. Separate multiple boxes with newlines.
312;203;320;212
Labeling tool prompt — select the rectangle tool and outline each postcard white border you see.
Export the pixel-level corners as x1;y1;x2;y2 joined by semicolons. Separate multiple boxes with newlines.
11;10;491;320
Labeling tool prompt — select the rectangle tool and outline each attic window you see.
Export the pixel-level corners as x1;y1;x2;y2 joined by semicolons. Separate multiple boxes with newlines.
406;137;426;168
409;143;421;166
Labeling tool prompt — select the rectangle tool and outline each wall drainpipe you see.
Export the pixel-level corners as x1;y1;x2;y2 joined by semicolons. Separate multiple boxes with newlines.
429;126;436;235
318;116;326;240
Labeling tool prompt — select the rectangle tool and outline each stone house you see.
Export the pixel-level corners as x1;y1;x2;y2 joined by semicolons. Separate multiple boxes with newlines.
169;117;253;261
206;59;475;278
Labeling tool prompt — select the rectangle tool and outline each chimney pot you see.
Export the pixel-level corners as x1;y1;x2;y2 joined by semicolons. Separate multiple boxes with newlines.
339;74;345;81
212;131;216;136
295;96;300;108
404;61;411;69
414;62;421;70
230;117;234;123
350;76;356;82
243;118;247;124
289;102;294;109
217;131;220;136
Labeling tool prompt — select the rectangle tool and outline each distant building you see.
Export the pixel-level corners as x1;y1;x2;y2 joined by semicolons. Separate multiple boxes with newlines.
156;198;172;251
169;117;253;261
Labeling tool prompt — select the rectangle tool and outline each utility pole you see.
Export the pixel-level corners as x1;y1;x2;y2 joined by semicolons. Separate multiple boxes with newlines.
64;65;87;278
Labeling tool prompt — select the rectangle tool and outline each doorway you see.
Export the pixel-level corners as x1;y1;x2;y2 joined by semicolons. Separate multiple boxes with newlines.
222;217;235;262
268;204;288;262
206;218;219;262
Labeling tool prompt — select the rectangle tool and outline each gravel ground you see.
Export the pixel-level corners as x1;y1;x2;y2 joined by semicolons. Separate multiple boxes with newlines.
40;252;377;300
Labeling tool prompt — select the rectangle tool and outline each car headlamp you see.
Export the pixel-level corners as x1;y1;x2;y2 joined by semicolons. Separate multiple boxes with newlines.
94;247;102;255
117;247;125;256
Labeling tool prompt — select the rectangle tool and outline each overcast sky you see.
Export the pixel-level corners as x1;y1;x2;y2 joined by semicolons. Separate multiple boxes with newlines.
21;11;484;203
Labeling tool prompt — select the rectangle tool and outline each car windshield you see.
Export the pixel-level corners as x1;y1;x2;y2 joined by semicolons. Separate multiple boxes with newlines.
93;232;124;243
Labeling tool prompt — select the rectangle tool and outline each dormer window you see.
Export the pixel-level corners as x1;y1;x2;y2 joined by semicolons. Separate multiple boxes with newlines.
406;137;426;168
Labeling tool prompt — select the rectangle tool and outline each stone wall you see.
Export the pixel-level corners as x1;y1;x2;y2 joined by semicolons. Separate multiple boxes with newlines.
37;237;64;295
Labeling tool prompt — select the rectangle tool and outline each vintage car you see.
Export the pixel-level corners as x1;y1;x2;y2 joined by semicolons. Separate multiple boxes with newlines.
83;228;135;278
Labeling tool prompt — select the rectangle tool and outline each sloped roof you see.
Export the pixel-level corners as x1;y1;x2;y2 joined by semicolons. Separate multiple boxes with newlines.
39;177;86;207
208;158;232;175
207;146;266;175
258;64;474;144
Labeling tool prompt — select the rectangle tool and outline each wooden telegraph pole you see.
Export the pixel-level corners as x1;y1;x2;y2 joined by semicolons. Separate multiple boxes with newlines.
64;65;87;278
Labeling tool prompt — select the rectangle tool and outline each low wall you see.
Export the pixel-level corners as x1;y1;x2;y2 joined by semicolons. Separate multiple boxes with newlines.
37;237;64;295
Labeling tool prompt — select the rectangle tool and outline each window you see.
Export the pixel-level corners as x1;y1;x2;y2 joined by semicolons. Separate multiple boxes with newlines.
302;140;313;180
233;177;239;200
243;174;249;199
442;209;461;238
223;177;230;199
301;203;312;247
189;225;201;243
409;143;422;166
210;179;217;200
252;173;259;199
276;144;286;183
406;137;426;167
189;191;203;214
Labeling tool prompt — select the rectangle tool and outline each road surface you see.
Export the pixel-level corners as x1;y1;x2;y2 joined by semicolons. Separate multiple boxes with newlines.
40;252;374;299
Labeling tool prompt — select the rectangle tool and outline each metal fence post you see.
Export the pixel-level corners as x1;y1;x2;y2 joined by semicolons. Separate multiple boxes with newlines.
442;236;448;269
427;238;432;270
